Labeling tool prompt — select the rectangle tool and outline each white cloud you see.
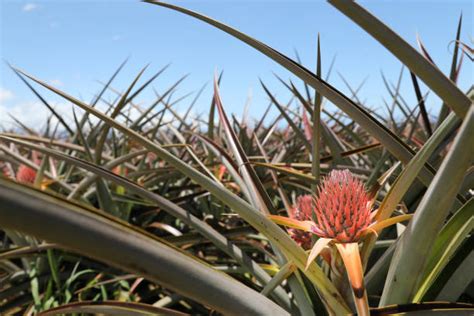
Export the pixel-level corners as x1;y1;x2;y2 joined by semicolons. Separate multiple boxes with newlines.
0;98;117;132
0;88;14;104
22;3;38;12
0;101;76;131
0;97;194;132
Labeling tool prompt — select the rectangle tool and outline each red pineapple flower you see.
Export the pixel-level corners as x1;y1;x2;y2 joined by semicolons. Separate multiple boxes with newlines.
312;169;371;243
269;169;412;316
2;165;11;178
217;165;227;180
112;165;128;176
285;170;373;244
16;165;37;184
301;110;313;142
288;195;313;249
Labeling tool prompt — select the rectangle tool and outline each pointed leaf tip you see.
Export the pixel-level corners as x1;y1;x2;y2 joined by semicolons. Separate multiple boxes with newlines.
305;238;331;271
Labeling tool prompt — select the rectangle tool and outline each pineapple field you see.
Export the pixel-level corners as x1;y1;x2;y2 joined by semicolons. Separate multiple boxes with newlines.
0;1;472;315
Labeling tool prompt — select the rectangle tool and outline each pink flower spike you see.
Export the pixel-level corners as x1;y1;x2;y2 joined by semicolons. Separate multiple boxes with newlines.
287;195;314;249
294;195;313;220
302;110;313;142
312;169;372;243
16;165;37;184
266;169;411;316
2;166;11;178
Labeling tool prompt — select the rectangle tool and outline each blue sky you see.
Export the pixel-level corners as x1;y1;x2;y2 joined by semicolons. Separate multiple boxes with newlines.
0;0;472;129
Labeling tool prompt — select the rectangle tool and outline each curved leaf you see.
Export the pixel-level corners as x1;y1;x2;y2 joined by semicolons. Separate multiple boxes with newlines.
0;136;291;309
142;0;441;191
10;69;350;314
381;106;474;304
38;300;188;316
0;178;288;315
414;198;474;301
328;0;469;119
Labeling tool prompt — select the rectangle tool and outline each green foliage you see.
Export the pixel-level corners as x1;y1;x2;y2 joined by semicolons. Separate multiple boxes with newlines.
0;1;472;315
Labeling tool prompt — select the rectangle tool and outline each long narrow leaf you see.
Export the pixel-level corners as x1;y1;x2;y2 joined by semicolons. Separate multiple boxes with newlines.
142;0;444;193
0;179;288;315
380;106;474;304
0;136;291;309
39;301;187;316
12;69;350;314
328;0;469;118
